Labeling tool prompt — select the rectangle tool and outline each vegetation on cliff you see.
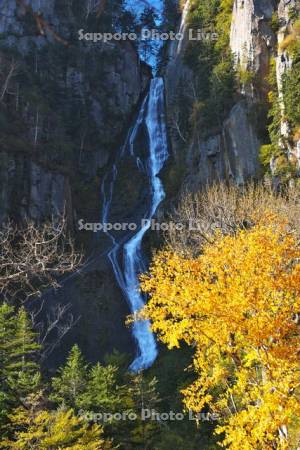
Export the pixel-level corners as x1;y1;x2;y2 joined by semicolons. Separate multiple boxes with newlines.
183;0;235;131
261;12;300;183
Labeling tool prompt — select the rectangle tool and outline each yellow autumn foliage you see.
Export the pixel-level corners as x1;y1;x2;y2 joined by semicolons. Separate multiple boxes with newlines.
1;407;109;449
140;213;300;449
278;18;300;57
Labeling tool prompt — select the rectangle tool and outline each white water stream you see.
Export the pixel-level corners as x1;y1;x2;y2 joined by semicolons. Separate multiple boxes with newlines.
101;77;169;371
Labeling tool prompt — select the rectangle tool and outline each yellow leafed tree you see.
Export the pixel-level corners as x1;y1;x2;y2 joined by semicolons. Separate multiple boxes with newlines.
140;214;300;449
1;404;109;449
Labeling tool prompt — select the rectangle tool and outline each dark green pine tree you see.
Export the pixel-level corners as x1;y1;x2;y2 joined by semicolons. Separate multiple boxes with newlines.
78;363;121;412
0;304;16;423
125;372;162;449
0;305;41;427
0;304;16;381
6;307;41;396
129;372;160;413
50;344;88;408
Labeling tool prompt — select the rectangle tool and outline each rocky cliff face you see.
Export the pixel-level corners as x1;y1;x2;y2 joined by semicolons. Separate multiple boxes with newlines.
185;101;260;187
165;0;300;191
164;0;192;104
0;153;72;223
190;0;276;187
0;0;150;224
230;0;275;97
274;0;300;171
0;0;151;365
164;0;279;190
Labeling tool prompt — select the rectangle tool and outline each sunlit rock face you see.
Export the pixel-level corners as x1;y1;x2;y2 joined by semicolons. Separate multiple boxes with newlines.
164;0;262;189
230;0;274;70
272;0;299;176
230;0;276;99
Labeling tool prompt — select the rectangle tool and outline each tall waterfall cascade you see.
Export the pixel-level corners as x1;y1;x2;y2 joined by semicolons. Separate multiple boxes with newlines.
101;77;169;371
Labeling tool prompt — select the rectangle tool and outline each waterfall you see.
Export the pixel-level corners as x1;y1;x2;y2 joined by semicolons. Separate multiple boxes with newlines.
100;77;169;371
176;0;190;56
167;0;190;61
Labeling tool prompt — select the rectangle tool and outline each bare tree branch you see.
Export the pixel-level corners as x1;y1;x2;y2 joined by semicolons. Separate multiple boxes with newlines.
30;303;81;361
166;183;300;256
0;57;19;103
0;215;82;303
169;106;188;143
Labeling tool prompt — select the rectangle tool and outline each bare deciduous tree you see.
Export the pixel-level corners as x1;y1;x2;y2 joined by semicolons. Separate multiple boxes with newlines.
30;303;81;360
0;216;82;303
169;106;188;144
166;182;300;256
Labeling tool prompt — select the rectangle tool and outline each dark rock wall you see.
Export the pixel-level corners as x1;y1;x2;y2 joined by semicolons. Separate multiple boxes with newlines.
0;0;151;224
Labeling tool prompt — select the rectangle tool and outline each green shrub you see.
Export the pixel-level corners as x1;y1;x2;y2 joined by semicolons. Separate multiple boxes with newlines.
283;60;300;129
238;67;256;86
288;5;300;23
259;144;279;169
182;0;235;133
270;11;280;33
267;58;282;146
259;144;272;168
